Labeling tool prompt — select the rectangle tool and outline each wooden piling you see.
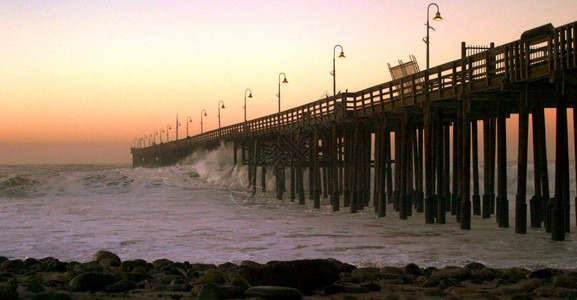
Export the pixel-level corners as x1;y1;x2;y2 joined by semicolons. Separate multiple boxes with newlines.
497;107;509;228
515;85;529;234
471;120;481;216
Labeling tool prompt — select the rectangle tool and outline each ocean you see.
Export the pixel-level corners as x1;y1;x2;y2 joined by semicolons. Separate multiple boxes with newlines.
1;143;576;269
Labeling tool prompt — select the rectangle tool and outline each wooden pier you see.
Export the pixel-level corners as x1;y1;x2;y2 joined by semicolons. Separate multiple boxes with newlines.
132;22;577;240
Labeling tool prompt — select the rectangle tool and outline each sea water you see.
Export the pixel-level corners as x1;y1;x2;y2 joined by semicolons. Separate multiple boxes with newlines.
1;143;576;269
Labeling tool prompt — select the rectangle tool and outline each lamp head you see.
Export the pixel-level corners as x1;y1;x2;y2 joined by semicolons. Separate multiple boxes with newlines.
248;93;253;98
204;112;207;116
282;78;288;84
433;12;443;21
338;51;346;59
221;104;225;109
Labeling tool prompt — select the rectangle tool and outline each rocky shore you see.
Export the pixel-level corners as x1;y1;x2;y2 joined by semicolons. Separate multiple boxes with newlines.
1;251;577;299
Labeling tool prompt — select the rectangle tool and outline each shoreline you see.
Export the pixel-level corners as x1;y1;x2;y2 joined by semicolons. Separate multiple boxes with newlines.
1;251;577;299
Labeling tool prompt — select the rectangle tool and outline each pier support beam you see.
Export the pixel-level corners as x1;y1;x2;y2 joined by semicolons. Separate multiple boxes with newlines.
516;85;529;234
497;104;509;228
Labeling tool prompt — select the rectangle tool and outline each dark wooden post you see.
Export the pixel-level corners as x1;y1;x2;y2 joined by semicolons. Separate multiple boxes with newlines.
471;120;481;216
460;102;471;230
415;127;424;213
435;112;445;224
331;124;340;211
482;117;495;218
451;120;459;216
290;165;296;202
497;105;509;228
516;85;529;234
552;87;569;240
424;106;435;223
313;132;321;209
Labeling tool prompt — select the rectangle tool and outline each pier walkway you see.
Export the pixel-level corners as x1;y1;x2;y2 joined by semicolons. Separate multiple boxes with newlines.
132;22;577;239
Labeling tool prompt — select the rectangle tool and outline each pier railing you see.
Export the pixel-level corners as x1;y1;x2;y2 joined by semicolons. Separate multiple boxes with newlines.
136;21;576;150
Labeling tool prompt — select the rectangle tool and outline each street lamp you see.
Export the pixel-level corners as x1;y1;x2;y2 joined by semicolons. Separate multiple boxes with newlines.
425;3;443;70
200;109;207;134
160;128;165;143
244;88;253;123
217;100;225;129
150;133;154;146
278;72;288;113
186;116;192;137
332;45;346;96
166;124;171;142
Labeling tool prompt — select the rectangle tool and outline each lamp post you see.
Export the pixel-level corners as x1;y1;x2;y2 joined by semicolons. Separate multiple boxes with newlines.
244;88;253;123
155;131;159;144
332;45;346;96
278;72;288;113
217;101;225;129
200;109;207;134
425;3;443;70
160;128;165;143
150;134;154;146
186;116;192;137
166;124;171;142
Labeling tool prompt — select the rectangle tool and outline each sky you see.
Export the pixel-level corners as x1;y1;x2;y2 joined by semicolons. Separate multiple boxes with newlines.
1;0;576;164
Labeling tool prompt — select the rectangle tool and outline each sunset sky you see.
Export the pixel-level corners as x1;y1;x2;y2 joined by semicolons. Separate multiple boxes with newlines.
1;0;576;164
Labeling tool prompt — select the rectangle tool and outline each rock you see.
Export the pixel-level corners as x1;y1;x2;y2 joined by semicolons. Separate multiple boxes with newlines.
404;263;421;276
30;292;72;300
69;272;115;292
152;258;173;269
430;266;471;281
121;259;152;272
422;287;446;297
91;250;121;266
239;260;263;268
464;262;486;270
0;259;24;271
26;278;45;293
528;268;557;280
236;258;342;294
105;280;138;293
0;279;17;300
351;267;380;281
114;271;149;282
24;258;41;269
496;278;543;295
361;281;381;291
553;274;577;289
244;285;304;300
501;267;530;282
217;262;238;272
471;267;497;281
195;269;225;285
324;283;347;295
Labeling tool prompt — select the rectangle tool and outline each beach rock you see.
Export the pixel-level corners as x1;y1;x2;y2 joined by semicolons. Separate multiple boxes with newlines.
69;272;115;292
217;262;239;272
471;267;497;281
121;259;152;272
190;263;218;272
91;250;121;266
30;291;72;300
496;278;543;295
152;258;173;269
236;259;342;294
351;267;380;281
404;263;421;276
239;260;263;268
0;278;18;300
0;259;24;271
195;269;226;285
528;268;557;280
114;271;148;283
105;279;138;293
502;267;530;282
25;278;45;293
464;262;486;270
553;274;577;289
430;266;471;281
244;285;304;300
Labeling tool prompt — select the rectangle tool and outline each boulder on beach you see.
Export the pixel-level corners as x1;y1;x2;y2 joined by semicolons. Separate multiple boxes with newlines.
91;250;121;266
236;258;349;294
69;272;115;292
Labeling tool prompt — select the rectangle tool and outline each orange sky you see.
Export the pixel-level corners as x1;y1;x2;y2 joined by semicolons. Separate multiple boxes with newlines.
1;0;576;164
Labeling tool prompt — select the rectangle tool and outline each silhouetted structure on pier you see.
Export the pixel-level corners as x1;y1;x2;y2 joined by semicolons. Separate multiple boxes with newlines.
132;22;577;240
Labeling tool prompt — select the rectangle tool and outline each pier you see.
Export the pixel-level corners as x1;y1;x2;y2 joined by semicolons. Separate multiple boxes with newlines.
132;21;577;240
